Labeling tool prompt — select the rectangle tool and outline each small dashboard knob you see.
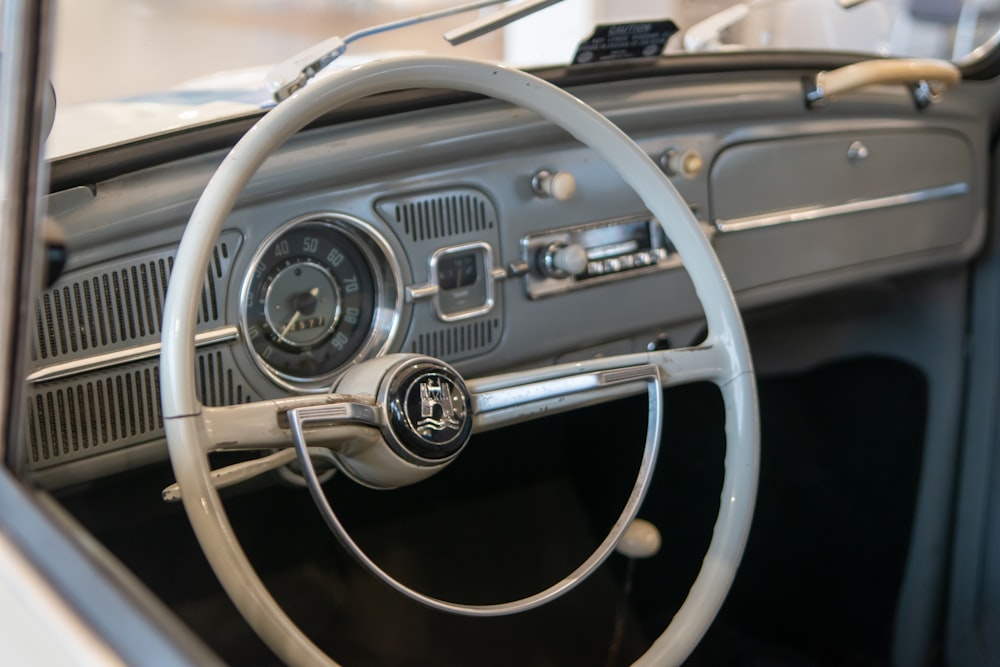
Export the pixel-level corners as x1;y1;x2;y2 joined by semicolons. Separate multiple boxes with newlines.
540;242;588;277
532;169;577;202
659;148;703;179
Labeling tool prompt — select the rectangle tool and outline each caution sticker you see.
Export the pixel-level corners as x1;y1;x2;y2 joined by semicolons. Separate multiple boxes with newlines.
572;21;679;65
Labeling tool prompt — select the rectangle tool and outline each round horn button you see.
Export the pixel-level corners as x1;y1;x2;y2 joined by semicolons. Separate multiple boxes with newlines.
385;360;473;463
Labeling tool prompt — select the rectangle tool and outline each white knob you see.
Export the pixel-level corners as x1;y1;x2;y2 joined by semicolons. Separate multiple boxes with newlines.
552;243;588;275
541;242;588;277
616;518;662;559
659;149;703;179
532;169;576;202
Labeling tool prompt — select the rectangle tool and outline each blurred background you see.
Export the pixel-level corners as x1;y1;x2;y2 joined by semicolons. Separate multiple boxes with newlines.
49;0;1000;106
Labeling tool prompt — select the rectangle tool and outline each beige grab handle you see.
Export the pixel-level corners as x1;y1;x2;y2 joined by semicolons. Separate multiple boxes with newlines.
807;58;961;108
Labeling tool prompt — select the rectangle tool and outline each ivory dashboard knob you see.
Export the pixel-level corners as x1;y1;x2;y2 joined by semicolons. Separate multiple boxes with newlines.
616;518;662;559
659;148;703;179
531;169;576;201
540;242;588;277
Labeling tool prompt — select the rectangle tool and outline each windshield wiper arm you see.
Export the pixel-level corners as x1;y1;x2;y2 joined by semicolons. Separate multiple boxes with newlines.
266;0;564;103
444;0;563;45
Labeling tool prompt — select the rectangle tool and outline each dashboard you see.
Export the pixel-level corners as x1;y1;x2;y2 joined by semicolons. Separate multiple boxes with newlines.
26;64;987;489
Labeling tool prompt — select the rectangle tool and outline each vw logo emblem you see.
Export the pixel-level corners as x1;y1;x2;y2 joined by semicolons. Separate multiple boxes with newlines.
384;359;473;463
403;373;468;445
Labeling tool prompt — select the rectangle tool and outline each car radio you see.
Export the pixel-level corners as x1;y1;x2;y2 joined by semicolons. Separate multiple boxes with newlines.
520;215;680;299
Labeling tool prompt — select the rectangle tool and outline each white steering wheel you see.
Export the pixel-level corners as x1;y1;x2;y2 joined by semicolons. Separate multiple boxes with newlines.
160;56;759;667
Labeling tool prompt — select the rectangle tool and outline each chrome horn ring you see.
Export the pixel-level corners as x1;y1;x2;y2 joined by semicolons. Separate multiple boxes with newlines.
287;354;663;616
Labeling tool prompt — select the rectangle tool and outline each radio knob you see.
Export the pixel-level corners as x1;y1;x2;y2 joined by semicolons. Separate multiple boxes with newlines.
540;242;588;277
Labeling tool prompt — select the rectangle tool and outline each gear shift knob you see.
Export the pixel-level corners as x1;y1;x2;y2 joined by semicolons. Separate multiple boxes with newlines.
616;518;662;559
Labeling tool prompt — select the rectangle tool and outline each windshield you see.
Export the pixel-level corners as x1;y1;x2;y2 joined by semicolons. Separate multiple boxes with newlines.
47;0;1000;156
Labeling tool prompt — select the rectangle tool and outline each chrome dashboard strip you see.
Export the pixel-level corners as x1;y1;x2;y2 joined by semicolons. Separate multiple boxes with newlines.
26;326;239;384
714;182;970;234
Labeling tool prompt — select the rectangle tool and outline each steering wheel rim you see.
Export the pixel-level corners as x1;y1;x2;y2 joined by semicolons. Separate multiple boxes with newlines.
161;56;759;666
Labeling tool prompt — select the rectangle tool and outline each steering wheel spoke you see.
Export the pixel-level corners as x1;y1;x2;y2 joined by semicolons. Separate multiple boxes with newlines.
653;337;741;387
468;341;735;432
200;396;380;453
161;447;341;502
469;356;658;432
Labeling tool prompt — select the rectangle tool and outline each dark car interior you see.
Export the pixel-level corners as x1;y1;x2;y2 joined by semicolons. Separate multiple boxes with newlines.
9;29;1000;665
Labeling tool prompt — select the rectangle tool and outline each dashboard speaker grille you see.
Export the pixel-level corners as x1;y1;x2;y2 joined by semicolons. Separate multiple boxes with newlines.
31;231;241;363
410;318;501;361
375;188;497;243
25;349;253;467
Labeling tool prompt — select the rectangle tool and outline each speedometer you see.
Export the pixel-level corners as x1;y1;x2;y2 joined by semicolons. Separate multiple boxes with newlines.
241;214;402;391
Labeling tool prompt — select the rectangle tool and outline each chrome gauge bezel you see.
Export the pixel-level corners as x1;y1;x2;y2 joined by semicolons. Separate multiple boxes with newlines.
239;212;403;392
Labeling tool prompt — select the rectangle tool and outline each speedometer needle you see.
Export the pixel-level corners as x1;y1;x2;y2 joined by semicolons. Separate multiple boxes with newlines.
280;287;319;337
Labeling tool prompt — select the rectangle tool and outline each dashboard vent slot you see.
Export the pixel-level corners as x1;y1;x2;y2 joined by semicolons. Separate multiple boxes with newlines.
376;188;497;243
25;349;253;467
197;349;253;407
409;318;501;361
31;232;241;364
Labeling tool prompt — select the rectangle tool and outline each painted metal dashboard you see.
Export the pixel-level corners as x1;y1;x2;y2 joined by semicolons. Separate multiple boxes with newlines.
27;68;987;487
